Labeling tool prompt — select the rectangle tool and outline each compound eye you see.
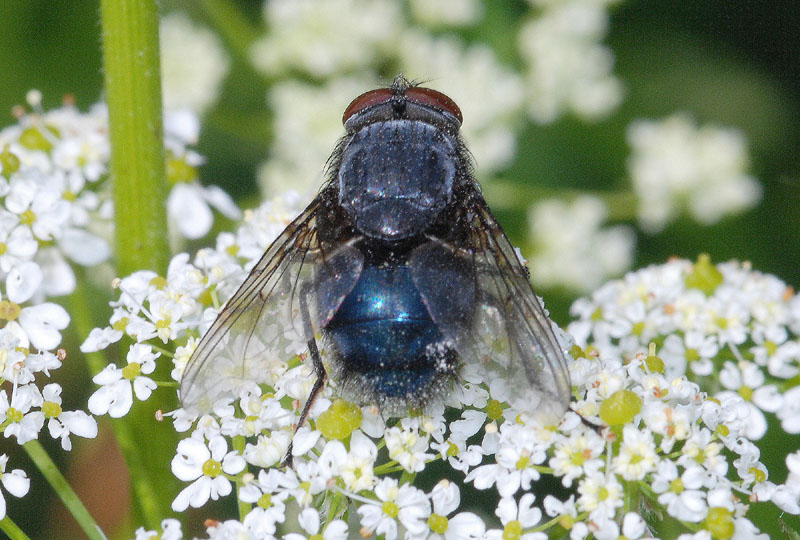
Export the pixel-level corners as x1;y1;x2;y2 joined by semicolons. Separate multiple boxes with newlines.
342;88;394;124
404;87;463;125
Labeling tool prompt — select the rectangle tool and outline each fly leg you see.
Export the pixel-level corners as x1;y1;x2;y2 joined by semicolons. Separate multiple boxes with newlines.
281;283;327;468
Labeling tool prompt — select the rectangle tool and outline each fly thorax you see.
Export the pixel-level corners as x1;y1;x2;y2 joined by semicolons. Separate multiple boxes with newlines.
338;120;457;240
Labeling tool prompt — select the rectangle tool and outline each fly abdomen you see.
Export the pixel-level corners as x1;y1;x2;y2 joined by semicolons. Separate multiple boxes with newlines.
325;262;457;412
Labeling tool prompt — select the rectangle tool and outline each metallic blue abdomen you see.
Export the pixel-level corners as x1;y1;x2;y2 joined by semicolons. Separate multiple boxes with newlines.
326;263;452;402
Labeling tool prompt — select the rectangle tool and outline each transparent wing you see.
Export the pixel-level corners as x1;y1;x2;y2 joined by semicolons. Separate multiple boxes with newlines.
410;194;571;425
180;193;364;415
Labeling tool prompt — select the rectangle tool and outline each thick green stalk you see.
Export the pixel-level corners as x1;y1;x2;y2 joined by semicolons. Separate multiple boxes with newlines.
100;0;175;528
101;0;169;277
24;440;105;540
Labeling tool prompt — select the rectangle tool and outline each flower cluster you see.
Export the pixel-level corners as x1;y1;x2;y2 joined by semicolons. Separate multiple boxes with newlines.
518;0;623;124
570;255;800;440
82;192;304;418
78;194;799;539
0;96;239;521
526;195;635;293
250;0;619;197
626;114;762;232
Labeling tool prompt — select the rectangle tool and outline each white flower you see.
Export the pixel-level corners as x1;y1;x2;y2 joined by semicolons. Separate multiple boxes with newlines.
0;454;30;520
41;383;98;450
550;429;605;487
4;172;71;241
250;0;402;78
168;182;242;240
285;508;348;540
339;430;378;492
88;343;159;418
422;480;484;540
485;494;546;540
518;0;623;123
2;261;70;350
527;196;635;293
662;332;719;377
577;472;623;522
0;210;37;272
133;519;183;540
678;429;727;478
627;114;761;232
358;477;431;540
717;359;782;440
171;435;246;511
385;420;433;473
160;12;230;115
651;460;708;522
0;384;44;444
611;425;658;481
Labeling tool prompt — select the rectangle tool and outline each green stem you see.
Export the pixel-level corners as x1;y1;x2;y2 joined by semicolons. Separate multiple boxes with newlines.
100;0;176;529
232;435;251;521
101;0;169;277
23;440;105;540
0;516;31;540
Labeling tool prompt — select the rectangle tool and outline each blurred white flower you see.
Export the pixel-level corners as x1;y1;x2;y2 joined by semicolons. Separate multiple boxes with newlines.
519;0;623;124
527;195;634;293
250;0;401;78
627;114;761;232
258;76;374;196
160;12;230;115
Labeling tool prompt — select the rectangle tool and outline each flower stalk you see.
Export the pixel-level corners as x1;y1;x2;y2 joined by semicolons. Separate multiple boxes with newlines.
23;440;104;540
100;0;169;277
99;0;174;528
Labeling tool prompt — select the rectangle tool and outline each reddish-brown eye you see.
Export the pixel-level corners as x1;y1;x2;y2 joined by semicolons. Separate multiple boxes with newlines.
404;87;463;125
342;88;394;124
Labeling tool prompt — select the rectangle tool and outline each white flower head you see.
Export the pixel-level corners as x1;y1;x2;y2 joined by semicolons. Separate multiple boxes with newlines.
171;435;246;511
627;114;761;232
527;196;634;293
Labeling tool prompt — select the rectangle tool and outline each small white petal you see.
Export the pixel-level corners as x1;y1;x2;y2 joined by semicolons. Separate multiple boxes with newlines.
59;411;98;439
88;379;133;418
1;469;31;498
19;303;70;350
59;228;111;266
6;261;43;303
168;183;213;239
81;327;123;353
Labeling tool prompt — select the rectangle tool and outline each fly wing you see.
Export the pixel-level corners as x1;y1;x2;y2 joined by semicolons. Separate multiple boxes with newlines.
410;195;571;425
180;193;364;415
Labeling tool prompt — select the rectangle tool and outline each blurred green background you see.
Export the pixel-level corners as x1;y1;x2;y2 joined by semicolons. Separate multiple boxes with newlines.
1;0;798;538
